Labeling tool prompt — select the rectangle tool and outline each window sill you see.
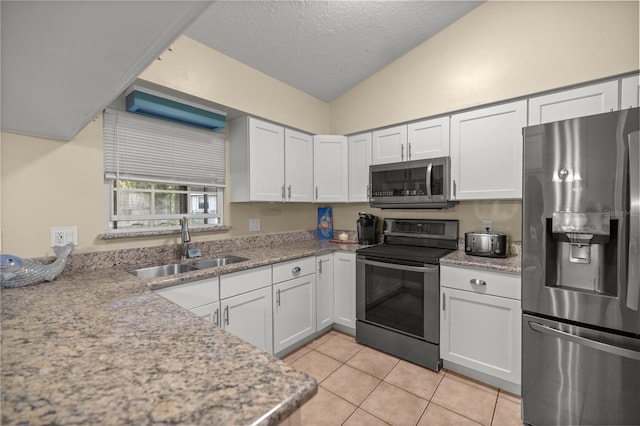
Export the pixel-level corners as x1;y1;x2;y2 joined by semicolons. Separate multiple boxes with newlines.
97;225;231;240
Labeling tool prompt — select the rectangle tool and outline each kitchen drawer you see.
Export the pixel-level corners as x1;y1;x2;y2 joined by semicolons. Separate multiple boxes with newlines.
272;257;315;284
220;265;271;299
155;277;219;310
441;265;520;300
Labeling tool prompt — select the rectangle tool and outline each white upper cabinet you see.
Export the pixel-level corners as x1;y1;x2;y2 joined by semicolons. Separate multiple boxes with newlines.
450;100;527;200
348;132;372;202
407;116;450;158
313;135;349;202
284;129;314;202
372;125;408;164
230;116;313;202
621;74;640;109
528;80;619;125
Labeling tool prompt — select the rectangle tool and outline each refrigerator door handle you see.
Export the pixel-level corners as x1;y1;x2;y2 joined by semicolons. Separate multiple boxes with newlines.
628;131;640;311
528;321;640;361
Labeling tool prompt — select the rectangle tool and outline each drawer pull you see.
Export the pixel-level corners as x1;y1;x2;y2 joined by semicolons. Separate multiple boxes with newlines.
470;278;487;286
292;266;301;274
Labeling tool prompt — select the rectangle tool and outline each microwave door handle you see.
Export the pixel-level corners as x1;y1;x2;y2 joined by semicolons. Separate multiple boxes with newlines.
426;162;433;198
627;130;639;311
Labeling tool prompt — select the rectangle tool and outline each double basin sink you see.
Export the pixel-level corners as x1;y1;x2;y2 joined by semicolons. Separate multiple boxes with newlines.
130;255;248;279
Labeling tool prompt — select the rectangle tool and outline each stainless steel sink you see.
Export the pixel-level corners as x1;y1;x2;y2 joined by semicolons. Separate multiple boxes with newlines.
193;256;249;269
130;263;198;279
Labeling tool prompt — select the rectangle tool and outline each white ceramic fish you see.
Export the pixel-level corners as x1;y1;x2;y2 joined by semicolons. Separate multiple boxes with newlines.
1;243;74;288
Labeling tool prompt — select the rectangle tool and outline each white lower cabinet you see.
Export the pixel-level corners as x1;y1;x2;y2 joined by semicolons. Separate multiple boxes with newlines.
273;257;317;354
220;266;273;354
440;265;521;392
190;302;221;325
155;276;220;324
333;252;356;332
316;254;334;331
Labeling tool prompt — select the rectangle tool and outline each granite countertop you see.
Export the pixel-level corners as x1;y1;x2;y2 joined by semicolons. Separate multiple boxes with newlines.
1;237;516;425
0;239;360;425
440;245;522;274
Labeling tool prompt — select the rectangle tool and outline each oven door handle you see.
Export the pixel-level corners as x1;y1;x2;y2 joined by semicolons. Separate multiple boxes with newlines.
358;257;436;273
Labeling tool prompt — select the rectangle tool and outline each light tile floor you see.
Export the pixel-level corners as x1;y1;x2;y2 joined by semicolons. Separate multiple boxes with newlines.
283;330;523;426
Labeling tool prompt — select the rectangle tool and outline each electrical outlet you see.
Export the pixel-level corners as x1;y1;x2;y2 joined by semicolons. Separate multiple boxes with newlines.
481;219;494;234
51;226;78;247
249;218;261;232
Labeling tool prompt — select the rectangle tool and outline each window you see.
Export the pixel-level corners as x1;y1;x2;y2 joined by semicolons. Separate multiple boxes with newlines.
103;108;225;232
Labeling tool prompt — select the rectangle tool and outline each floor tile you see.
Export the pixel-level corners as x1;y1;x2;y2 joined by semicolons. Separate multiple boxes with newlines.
360;382;428;426
301;387;356;425
282;346;311;364
343;408;390;426
295;331;522;426
418;403;482;426
346;346;399;379
315;334;364;362
492;396;523;426
498;389;521;405
384;360;444;400
321;364;380;406
306;331;338;349
291;350;342;382
445;370;499;395
431;376;498;426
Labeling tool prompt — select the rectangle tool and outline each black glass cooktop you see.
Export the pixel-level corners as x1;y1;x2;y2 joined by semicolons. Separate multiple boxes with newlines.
356;243;455;265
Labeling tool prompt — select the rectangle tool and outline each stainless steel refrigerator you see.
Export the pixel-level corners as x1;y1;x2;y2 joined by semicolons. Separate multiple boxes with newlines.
522;107;640;425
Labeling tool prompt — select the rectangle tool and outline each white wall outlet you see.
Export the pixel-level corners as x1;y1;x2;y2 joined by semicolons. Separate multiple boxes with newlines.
481;219;494;234
50;226;78;247
249;218;261;232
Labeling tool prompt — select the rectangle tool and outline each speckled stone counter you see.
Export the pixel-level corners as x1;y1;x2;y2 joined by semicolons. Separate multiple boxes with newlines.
0;238;361;425
440;243;522;274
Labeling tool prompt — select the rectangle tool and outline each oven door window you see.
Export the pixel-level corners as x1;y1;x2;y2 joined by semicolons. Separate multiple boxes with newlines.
361;260;433;339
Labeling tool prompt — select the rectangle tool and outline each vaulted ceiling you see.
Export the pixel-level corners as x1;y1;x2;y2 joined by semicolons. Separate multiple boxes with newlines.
1;1;483;141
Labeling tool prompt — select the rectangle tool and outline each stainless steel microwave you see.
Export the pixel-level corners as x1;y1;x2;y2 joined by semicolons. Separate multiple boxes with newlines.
369;157;456;209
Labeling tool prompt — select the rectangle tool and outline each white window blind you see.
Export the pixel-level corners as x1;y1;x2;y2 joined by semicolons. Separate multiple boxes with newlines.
103;108;225;187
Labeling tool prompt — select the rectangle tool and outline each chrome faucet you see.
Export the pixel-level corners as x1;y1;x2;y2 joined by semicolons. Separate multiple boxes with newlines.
180;216;191;260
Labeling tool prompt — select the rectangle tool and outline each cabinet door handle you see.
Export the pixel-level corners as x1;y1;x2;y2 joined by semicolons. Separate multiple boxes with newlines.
288;184;292;200
318;259;323;274
214;308;219;326
401;144;405;161
452;180;457;198
224;305;229;326
276;288;281;306
367;184;371;198
315;186;319;200
470;279;487;286
408;142;412;160
292;266;301;274
442;292;446;311
281;185;286;202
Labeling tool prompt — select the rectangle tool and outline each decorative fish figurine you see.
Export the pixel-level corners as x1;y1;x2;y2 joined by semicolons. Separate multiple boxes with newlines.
0;243;74;288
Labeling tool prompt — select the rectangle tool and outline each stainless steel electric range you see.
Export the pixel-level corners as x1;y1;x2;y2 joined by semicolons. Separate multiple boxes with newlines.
355;218;458;371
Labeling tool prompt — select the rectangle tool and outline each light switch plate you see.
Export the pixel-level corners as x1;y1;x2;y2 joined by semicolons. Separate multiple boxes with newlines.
249;218;261;232
481;219;494;234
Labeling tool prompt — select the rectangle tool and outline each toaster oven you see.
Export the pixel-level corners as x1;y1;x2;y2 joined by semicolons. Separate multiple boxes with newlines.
464;232;509;258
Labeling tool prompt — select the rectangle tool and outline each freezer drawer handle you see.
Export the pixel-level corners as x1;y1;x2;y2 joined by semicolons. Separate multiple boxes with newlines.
528;321;640;361
470;278;486;286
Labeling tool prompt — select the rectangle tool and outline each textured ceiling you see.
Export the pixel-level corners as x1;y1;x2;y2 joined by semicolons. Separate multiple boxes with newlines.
184;1;484;102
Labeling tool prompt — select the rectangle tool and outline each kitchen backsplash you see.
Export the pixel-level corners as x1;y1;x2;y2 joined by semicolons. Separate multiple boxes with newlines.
30;230;333;274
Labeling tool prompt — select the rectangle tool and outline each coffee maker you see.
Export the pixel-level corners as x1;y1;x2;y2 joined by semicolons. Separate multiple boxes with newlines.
357;212;379;245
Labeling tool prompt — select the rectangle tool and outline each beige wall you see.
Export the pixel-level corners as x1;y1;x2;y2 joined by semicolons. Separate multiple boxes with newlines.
330;1;639;134
1;1;637;257
139;36;331;135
